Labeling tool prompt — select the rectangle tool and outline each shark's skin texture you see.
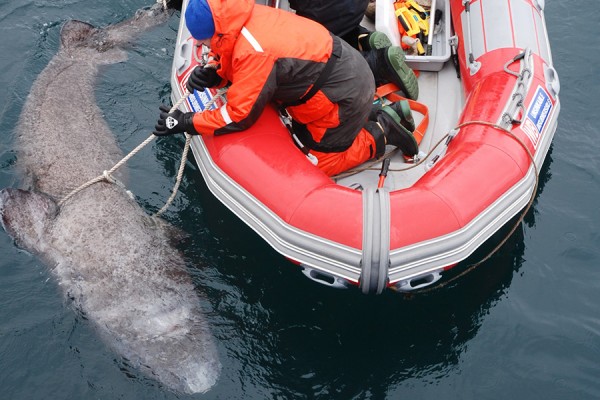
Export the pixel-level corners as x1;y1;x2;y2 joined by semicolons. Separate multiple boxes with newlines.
0;4;220;394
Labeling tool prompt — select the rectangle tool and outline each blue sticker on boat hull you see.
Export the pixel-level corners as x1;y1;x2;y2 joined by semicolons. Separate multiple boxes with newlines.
188;89;213;112
522;86;553;148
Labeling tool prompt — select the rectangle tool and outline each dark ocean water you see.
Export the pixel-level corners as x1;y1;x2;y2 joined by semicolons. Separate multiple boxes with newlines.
1;1;598;399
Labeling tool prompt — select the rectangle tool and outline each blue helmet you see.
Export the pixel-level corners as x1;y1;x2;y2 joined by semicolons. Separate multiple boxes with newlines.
185;0;215;40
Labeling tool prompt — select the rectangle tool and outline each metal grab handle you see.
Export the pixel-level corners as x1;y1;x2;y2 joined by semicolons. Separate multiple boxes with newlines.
393;271;443;292
300;266;349;289
174;39;193;76
544;64;560;99
462;0;481;75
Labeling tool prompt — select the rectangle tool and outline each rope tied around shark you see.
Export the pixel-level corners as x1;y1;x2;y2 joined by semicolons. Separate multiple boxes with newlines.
57;88;228;215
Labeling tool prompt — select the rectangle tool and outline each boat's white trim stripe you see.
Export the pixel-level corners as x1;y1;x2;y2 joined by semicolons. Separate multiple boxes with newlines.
241;27;263;52
220;106;232;124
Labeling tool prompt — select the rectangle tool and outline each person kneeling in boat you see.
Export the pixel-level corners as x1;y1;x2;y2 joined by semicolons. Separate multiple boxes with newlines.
153;0;418;177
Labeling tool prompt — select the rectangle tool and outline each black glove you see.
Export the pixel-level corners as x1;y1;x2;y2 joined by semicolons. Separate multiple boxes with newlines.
153;104;197;136
186;66;222;93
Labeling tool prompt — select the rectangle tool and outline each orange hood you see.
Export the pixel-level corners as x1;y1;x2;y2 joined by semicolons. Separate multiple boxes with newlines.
206;0;254;56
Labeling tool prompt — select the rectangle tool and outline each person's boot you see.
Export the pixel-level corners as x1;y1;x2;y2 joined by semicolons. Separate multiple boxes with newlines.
364;121;387;159
376;104;419;156
388;99;415;132
369;100;415;132
358;31;392;51
364;46;419;100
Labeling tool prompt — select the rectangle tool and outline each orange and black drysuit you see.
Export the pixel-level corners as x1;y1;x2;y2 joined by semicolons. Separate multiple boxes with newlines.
190;0;385;176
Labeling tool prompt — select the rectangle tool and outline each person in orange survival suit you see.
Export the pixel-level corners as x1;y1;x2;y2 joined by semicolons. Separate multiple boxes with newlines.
153;0;418;177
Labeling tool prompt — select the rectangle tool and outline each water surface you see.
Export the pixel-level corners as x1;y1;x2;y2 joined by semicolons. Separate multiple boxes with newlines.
1;1;599;399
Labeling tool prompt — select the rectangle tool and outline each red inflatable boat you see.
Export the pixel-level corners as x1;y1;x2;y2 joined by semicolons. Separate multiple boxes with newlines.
169;0;560;293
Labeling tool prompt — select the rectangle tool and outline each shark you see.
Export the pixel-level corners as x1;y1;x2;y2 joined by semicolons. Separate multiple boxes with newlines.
0;2;220;394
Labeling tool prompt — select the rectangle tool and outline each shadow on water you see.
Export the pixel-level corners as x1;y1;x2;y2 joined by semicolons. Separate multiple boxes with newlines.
149;147;544;399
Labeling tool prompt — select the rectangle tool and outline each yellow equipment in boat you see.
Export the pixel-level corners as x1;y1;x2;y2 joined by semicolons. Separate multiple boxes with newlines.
395;5;420;36
394;0;430;55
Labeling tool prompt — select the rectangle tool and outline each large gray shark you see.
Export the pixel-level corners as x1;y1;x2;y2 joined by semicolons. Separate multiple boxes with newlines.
0;3;220;394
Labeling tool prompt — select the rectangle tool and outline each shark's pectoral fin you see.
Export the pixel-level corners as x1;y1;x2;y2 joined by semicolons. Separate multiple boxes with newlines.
0;188;57;252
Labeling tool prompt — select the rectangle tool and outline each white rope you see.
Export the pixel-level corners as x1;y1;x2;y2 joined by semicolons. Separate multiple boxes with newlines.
154;133;192;216
58;88;228;212
154;88;227;215
155;88;227;215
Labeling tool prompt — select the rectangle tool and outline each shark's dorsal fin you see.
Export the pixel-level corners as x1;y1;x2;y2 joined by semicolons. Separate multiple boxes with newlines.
60;20;96;50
